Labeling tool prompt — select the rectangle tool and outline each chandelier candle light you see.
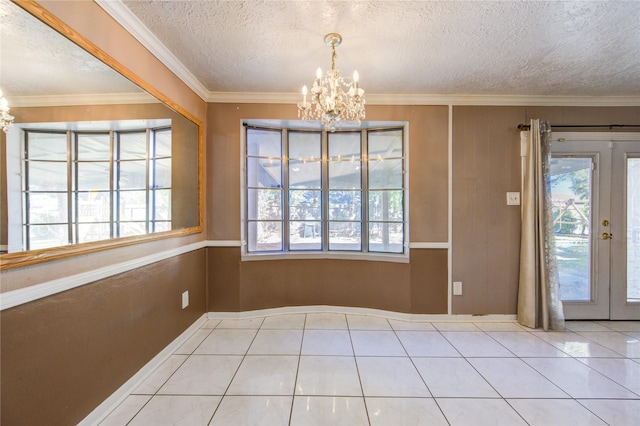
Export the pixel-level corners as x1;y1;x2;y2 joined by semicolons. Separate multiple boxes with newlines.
0;88;14;133
297;33;365;132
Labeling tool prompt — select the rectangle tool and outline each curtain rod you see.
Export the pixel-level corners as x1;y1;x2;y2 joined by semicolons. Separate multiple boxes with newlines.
517;123;640;130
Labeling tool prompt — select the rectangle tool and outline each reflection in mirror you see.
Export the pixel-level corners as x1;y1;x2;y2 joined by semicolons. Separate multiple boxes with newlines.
0;0;201;267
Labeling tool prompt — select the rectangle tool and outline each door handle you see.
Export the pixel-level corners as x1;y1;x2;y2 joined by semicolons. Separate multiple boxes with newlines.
600;232;613;240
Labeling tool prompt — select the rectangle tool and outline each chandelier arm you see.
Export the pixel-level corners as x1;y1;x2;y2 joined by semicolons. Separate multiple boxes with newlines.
297;33;365;131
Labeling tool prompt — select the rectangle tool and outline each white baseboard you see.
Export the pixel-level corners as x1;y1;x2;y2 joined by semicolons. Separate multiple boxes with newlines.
79;314;208;426
208;305;517;322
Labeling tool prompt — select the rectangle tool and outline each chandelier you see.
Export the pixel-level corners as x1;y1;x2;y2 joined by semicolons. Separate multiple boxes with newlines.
0;88;14;133
297;33;365;132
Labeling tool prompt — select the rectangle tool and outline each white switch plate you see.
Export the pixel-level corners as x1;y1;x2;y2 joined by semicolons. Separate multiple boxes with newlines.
507;192;520;205
181;291;189;309
453;281;463;296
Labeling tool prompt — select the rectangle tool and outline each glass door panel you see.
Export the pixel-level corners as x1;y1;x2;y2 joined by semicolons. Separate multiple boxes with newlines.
611;143;640;319
628;158;640;303
551;138;610;320
550;157;593;301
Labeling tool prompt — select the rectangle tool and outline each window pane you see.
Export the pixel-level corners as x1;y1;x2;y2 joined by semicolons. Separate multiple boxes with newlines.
369;190;404;221
289;190;321;220
77;193;110;221
118;132;147;159
328;222;361;251
27;193;67;224
289;160;321;188
247;189;282;220
154;129;172;157
153;189;171;221
247;158;282;188
368;158;403;189
153;158;171;188
77;162;110;191
77;134;110;160
627;158;640;302
290;221;322;251
27;161;67;191
247;128;281;157
119;190;147;221
119;222;146;237
329;161;361;189
369;129;402;159
26;132;67;160
550;157;592;301
369;223;404;253
28;224;69;249
329;132;360;160
248;221;282;251
289;131;320;159
118;160;147;190
77;223;110;243
154;221;171;232
329;191;361;220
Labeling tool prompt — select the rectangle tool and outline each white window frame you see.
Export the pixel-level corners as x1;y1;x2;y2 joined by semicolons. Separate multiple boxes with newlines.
16;125;171;251
240;120;409;263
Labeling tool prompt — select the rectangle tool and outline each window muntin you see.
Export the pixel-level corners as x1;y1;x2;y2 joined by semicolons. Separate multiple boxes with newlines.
22;126;171;250
244;124;406;257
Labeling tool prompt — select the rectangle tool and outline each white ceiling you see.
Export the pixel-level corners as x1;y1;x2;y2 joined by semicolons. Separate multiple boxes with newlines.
0;0;146;105
2;1;639;106
107;0;640;103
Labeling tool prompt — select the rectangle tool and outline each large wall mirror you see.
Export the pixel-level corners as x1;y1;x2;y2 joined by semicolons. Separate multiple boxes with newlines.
0;0;202;270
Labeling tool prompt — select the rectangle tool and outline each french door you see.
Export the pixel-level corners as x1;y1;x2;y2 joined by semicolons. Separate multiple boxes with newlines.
551;133;640;320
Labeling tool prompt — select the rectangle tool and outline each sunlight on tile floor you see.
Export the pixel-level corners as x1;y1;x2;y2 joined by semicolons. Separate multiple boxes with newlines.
100;315;640;425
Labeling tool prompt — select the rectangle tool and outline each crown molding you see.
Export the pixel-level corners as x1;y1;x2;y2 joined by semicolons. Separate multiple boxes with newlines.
11;92;159;108
206;92;640;107
95;0;209;101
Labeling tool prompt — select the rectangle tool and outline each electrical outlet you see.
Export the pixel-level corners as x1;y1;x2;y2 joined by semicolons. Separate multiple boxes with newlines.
453;281;463;296
181;291;189;309
506;192;520;205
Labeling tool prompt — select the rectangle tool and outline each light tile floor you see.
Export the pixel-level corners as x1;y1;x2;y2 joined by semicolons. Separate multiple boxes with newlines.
100;316;640;425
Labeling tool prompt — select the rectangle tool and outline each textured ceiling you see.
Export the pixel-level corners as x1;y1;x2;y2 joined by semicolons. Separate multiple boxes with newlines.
1;0;639;104
120;0;640;97
0;0;143;102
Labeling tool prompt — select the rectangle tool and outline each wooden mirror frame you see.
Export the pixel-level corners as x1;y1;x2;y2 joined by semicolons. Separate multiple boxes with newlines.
0;0;204;270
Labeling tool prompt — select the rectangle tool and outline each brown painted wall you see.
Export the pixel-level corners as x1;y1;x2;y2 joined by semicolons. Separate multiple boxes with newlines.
206;103;449;314
207;247;448;314
1;249;206;425
451;105;640;315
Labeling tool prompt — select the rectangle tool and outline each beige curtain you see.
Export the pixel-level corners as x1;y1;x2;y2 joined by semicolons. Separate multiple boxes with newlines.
518;119;565;331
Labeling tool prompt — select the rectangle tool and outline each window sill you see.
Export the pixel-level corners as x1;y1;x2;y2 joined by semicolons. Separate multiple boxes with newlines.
241;250;410;264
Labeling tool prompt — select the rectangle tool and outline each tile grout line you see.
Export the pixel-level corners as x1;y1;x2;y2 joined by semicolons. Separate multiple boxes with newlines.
288;314;308;426
206;317;265;425
391;320;452;425
99;317;639;425
346;314;372;426
123;326;216;426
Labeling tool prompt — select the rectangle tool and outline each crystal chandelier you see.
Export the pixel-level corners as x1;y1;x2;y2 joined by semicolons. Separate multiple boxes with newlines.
297;33;365;132
0;88;15;133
